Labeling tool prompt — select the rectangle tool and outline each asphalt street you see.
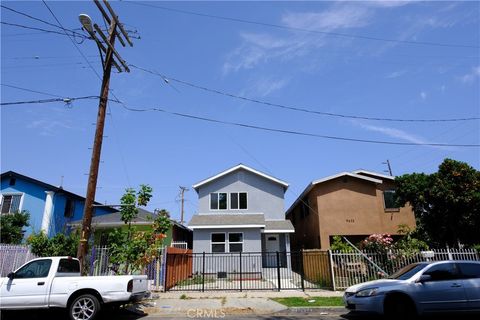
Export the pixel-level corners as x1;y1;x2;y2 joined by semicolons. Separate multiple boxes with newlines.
2;308;480;320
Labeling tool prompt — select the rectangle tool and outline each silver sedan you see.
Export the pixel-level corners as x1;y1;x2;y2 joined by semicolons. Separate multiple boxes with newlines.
343;260;480;318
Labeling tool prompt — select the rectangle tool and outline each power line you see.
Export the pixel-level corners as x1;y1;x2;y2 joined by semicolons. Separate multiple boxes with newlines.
2;61;100;69
0;96;103;106
3;54;99;60
115;102;480;147
1;21;86;40
1;83;64;98
125;1;479;49
129;64;480;123
1;4;86;38
41;1;102;80
1;83;122;104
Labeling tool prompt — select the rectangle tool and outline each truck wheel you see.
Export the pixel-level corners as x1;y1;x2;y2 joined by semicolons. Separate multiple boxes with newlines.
69;294;100;320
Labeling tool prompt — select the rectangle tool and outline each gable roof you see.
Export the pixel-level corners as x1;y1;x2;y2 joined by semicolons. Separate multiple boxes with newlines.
285;171;386;216
192;164;289;192
1;170;113;208
68;207;190;231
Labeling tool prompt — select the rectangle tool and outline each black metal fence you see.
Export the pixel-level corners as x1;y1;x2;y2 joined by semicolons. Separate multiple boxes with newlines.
165;251;332;291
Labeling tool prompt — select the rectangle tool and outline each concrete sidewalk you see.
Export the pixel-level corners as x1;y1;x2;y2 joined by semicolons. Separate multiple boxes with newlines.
140;290;344;316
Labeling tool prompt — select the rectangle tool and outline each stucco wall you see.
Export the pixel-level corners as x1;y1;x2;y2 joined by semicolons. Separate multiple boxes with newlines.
289;176;416;250
196;169;285;220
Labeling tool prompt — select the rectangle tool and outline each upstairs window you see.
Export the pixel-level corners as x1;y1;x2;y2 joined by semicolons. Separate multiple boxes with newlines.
210;193;227;210
1;194;22;214
383;190;399;210
64;198;75;218
230;192;247;210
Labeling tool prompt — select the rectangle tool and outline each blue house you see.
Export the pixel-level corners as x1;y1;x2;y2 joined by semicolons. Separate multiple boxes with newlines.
0;171;116;239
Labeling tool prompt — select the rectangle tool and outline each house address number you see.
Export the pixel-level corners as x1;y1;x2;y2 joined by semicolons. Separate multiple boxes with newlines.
346;219;355;223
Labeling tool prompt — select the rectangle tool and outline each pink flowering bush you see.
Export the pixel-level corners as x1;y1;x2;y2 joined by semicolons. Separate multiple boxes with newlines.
360;234;394;253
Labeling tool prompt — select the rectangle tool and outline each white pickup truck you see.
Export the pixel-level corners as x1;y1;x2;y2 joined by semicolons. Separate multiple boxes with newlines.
0;256;148;320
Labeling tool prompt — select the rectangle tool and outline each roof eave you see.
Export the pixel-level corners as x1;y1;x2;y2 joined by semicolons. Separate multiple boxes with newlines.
192;164;289;192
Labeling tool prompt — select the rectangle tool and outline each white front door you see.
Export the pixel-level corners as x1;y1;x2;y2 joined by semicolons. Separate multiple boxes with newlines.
265;235;280;252
264;234;280;267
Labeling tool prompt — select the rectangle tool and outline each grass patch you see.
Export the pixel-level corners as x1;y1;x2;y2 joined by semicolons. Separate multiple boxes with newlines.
272;297;344;307
176;275;215;287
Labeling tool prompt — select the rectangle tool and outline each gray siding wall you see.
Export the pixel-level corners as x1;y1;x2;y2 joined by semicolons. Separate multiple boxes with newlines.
193;228;262;253
197;169;285;220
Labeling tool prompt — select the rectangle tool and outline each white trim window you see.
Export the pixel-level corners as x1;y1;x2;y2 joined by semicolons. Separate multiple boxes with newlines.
210;193;227;210
228;232;243;252
1;193;23;214
230;192;247;210
211;233;226;252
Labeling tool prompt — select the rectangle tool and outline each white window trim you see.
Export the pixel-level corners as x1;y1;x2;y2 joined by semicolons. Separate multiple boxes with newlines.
210;232;226;253
209;192;228;211
229;192;248;210
0;192;24;214
228;232;244;252
210;232;244;253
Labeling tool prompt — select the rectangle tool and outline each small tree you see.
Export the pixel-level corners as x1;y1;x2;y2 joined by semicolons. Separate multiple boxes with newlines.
393;224;429;257
330;236;354;252
0;211;29;244
108;185;171;274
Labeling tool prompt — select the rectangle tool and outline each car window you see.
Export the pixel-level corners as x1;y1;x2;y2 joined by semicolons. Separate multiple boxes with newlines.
458;263;480;279
423;263;458;281
15;259;52;279
57;259;80;273
389;263;429;280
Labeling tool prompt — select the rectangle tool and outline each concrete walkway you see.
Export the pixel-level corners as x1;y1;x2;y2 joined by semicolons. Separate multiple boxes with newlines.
141;290;344;316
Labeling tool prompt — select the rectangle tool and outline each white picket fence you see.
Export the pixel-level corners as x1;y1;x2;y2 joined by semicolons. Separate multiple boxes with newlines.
330;248;479;290
0;244;37;277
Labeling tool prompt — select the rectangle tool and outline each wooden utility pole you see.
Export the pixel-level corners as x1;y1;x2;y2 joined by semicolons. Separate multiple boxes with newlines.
77;0;132;274
179;186;189;225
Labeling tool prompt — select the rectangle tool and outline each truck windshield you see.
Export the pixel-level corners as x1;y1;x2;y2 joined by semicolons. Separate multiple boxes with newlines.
389;263;429;280
57;259;80;273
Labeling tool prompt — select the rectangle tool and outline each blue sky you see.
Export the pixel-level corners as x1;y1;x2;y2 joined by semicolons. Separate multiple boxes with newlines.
2;1;479;223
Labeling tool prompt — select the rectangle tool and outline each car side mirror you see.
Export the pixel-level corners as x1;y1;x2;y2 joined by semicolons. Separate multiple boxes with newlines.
418;274;431;283
7;272;15;280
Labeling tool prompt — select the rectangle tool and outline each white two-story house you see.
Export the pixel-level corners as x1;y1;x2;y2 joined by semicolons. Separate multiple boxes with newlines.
188;164;294;269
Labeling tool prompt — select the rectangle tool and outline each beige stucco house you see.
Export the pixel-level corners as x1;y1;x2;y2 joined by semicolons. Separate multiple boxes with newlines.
286;170;416;250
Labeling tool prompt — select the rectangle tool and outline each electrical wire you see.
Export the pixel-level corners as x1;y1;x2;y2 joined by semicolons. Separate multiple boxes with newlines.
129;64;480;123
41;1;102;80
0;84;122;104
1;96;102;106
115;102;480;147
125;1;479;49
1;21;86;40
1;4;87;38
1;83;64;98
